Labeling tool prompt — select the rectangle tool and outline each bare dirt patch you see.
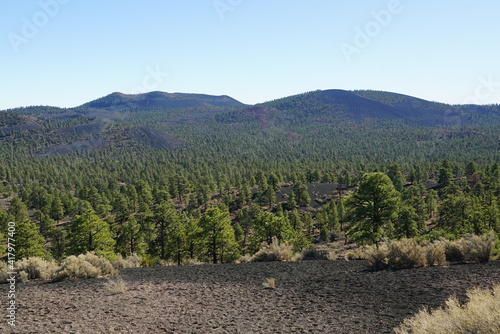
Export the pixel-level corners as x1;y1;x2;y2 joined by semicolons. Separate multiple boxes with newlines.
2;260;499;333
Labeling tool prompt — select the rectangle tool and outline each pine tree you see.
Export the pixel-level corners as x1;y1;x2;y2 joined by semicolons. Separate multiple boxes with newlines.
268;173;280;192
48;226;66;260
346;172;401;245
16;219;47;259
50;197;65;221
117;216;145;256
438;159;453;188
70;210;116;258
167;214;187;265
185;215;203;260
152;201;179;260
238;183;251;206
250;210;295;251
395;205;422;238
199;207;239;263
387;162;405;192
292;183;310;207
465;161;477;177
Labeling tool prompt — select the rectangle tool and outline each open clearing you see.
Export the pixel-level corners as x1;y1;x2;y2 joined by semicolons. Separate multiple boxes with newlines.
2;260;500;333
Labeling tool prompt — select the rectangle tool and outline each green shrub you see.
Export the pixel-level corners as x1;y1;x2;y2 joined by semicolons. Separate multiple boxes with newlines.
140;254;159;267
395;283;500;334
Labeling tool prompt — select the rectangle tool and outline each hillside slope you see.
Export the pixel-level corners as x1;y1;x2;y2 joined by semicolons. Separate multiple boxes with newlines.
1;89;499;161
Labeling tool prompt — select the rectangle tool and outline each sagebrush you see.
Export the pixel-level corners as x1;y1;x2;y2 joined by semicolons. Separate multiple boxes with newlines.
56;252;117;280
388;239;426;269
112;253;142;269
16;257;59;280
395;283;500;334
251;237;293;262
349;233;496;270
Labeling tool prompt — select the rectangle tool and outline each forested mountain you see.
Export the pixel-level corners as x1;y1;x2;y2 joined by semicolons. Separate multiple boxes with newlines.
82;91;244;111
0;89;499;265
2;89;499;160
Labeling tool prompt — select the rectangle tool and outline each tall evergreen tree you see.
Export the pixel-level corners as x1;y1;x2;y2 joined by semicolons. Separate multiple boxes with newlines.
167;214;187;265
199;206;239;264
70;210;116;258
346;172;401;245
152;201;179;260
387;162;405;192
438;159;453;188
117;216;145;256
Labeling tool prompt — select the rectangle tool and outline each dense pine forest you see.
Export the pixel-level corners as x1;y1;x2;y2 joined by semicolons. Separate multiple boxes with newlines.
1;89;499;264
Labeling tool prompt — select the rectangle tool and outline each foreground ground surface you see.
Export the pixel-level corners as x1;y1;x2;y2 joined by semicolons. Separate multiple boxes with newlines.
2;260;500;334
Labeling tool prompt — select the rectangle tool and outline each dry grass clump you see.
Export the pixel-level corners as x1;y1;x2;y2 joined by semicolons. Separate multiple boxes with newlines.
395;283;500;334
238;254;253;263
16;271;29;282
112;253;142;269
16;257;59;280
158;259;177;266
363;239;435;270
251;237;293;262
388;239;426;269
297;243;345;261
262;277;276;289
56;252;117;280
104;276;127;294
0;253;134;282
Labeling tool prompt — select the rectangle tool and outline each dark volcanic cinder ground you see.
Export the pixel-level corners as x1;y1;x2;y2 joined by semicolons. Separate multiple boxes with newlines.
2;260;500;334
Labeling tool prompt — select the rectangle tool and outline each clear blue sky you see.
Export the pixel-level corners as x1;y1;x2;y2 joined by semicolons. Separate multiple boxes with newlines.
2;0;500;109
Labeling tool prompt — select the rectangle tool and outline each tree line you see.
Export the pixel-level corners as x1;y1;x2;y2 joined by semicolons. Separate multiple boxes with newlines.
1;159;498;264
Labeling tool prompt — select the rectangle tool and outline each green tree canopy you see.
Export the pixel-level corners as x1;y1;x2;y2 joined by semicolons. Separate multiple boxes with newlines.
346;172;401;245
199;206;239;264
70;210;116;258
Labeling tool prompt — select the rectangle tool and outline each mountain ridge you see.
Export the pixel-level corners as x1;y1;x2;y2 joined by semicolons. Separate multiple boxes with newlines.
81;91;245;111
2;89;499;158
